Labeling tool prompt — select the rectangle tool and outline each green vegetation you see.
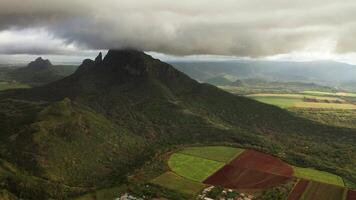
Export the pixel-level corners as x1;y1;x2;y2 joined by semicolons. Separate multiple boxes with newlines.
179;146;244;162
1;50;356;199
168;153;224;182
0;81;30;91
72;186;125;200
255;184;294;200
251;96;300;108
293;167;344;186
151;172;206;195
290;108;356;129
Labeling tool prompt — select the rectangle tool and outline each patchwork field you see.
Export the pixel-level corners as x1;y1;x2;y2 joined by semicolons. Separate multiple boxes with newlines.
293;166;345;187
248;93;356;110
152;146;351;199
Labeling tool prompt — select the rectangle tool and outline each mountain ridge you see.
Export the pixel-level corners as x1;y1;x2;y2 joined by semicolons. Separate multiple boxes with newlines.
0;49;356;199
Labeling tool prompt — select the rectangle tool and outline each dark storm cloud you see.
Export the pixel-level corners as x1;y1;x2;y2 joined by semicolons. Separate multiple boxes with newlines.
0;0;356;57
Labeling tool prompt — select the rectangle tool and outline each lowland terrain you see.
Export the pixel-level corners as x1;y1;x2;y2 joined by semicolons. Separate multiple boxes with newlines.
0;50;356;200
150;146;351;200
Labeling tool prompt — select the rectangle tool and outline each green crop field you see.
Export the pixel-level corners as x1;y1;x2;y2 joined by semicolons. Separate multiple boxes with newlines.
151;172;206;195
249;94;356;110
179;146;245;163
168;153;224;182
293;166;344;186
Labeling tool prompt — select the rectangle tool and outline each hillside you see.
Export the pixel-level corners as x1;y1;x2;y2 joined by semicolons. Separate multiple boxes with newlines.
0;50;356;199
5;57;77;86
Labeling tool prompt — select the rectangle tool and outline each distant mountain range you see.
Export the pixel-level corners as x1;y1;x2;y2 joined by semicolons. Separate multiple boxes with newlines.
170;60;356;89
1;57;77;86
0;50;356;199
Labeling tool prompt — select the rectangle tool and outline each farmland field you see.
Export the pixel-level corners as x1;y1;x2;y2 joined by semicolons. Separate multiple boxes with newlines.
347;190;356;200
203;164;290;190
288;179;309;200
247;93;344;101
299;181;346;200
156;146;349;199
168;153;224;182
293;166;344;187
229;150;293;177
151;172;206;195
294;102;356;109
248;93;356;109
302;91;356;97
179;146;244;163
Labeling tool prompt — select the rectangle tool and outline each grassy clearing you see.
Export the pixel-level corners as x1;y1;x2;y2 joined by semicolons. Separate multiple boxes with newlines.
293;166;344;187
168;153;224;182
151;172;206;195
179;146;245;163
0;81;30;91
247;93;344;101
251;97;300;108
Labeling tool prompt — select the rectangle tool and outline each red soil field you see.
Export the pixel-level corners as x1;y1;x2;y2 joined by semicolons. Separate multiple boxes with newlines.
229;150;293;177
203;164;290;190
287;179;309;200
347;190;356;200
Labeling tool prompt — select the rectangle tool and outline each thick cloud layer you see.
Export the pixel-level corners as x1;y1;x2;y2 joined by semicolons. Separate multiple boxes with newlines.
0;0;356;57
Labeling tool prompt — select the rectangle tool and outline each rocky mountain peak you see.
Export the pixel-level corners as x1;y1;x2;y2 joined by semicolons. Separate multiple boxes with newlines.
28;57;52;69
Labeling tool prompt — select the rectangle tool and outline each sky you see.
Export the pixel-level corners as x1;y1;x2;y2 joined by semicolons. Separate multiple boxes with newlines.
1;0;356;64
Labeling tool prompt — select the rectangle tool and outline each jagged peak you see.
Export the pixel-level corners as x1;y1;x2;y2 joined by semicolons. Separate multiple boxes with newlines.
72;49;188;81
95;52;102;64
74;59;95;73
103;49;149;64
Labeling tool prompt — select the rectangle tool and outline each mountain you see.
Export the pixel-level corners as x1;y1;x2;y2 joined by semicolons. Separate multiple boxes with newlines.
170;60;356;88
1;50;356;199
6;57;77;86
